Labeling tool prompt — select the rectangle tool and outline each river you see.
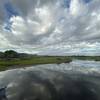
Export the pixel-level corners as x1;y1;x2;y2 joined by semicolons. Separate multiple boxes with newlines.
0;60;100;100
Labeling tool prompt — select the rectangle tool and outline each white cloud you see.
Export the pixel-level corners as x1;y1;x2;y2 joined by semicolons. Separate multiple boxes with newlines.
0;0;100;55
70;0;83;16
10;16;27;36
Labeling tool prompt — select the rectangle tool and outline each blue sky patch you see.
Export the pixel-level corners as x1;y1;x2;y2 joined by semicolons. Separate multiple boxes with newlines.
4;2;19;18
4;2;19;31
62;0;71;8
83;0;92;3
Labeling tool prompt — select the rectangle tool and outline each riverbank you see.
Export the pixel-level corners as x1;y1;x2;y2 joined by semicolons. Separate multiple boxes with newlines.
0;56;72;71
0;55;100;71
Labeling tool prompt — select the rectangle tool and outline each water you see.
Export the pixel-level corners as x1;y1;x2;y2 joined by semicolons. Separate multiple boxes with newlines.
0;60;100;100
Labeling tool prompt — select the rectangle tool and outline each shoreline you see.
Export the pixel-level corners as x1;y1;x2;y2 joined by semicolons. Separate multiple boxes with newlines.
0;55;100;71
0;56;72;71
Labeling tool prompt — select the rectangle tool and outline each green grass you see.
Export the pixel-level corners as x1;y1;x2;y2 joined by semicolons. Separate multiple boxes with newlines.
0;56;72;71
70;56;100;61
0;55;100;71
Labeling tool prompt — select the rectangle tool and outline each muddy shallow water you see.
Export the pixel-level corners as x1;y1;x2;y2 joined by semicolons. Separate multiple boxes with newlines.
0;60;100;100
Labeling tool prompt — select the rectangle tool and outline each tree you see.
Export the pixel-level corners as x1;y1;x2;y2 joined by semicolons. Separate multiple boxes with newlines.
4;50;19;59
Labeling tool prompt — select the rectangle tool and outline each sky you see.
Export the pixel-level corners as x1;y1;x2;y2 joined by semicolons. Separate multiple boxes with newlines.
0;0;100;55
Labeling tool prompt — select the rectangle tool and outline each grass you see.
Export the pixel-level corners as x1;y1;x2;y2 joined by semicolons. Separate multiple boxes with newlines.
0;56;72;71
70;56;100;61
0;55;100;71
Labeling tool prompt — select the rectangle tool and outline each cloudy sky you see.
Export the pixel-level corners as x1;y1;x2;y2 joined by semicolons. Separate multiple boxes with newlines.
0;0;100;55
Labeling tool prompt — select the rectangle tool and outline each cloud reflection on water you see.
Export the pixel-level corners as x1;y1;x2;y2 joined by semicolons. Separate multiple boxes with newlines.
0;61;100;100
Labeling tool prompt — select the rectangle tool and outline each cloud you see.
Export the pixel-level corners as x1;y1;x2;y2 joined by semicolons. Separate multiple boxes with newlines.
37;42;100;55
0;0;100;55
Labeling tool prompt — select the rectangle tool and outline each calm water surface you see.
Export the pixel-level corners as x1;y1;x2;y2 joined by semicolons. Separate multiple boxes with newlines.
0;60;100;100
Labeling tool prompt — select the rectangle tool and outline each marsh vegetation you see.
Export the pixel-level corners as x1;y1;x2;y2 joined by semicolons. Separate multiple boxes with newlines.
0;50;100;71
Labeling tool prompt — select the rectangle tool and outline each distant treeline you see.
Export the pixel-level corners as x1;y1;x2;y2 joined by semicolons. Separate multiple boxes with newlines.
0;50;100;61
0;50;100;70
0;50;36;60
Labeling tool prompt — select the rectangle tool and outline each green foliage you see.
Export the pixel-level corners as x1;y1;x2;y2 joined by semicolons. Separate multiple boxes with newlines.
0;50;100;71
0;52;4;58
4;50;19;59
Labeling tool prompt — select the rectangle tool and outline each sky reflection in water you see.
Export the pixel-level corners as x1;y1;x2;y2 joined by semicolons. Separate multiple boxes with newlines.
0;60;100;100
